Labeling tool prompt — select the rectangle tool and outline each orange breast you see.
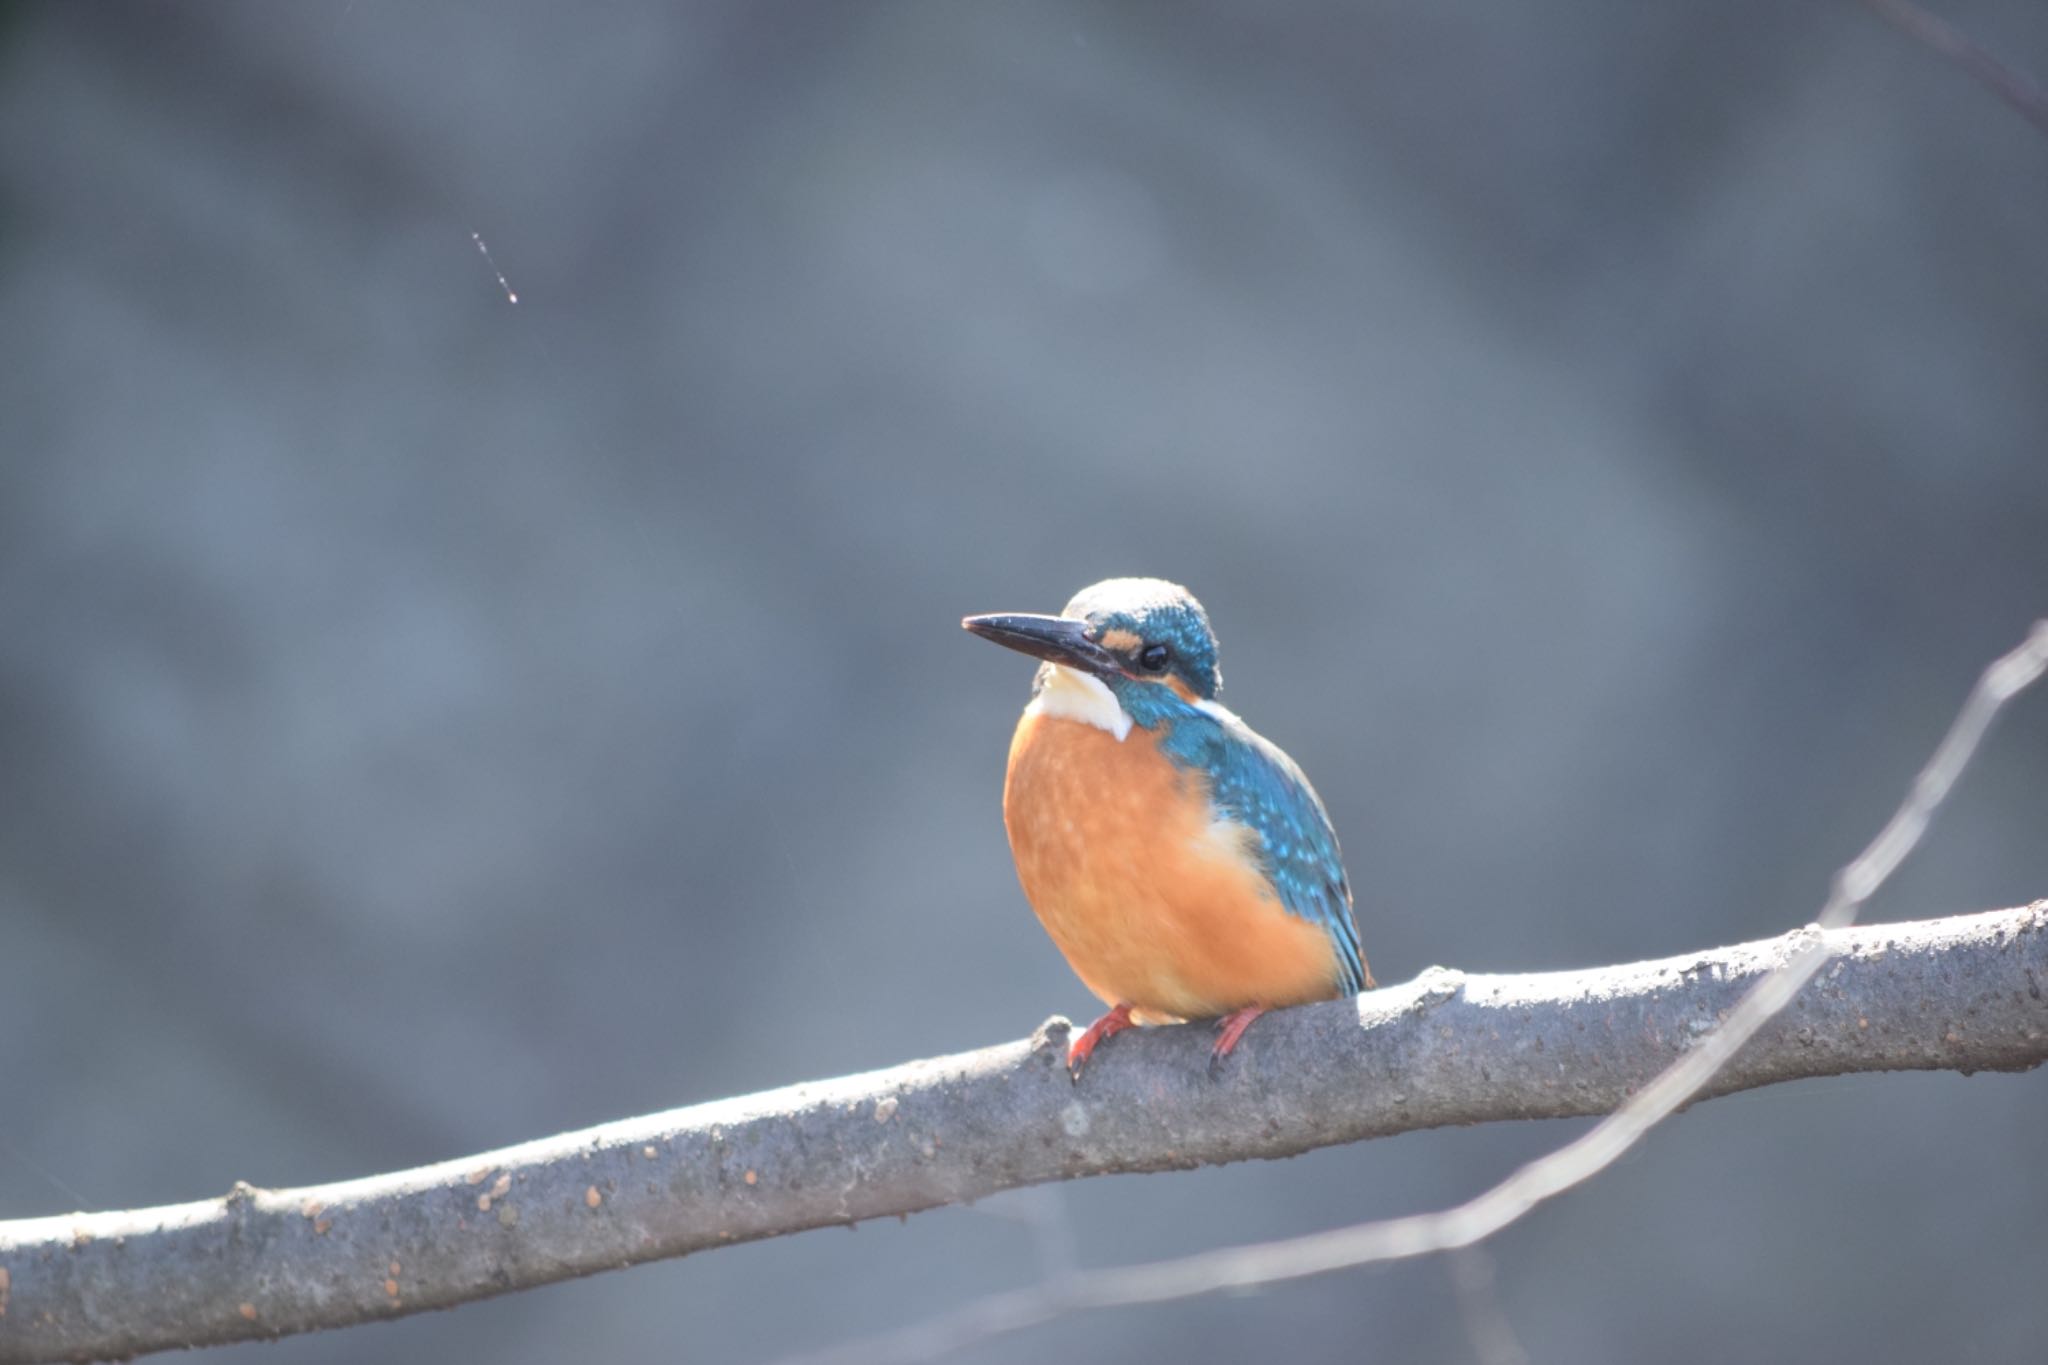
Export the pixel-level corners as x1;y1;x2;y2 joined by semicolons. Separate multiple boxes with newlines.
1002;709;1344;1021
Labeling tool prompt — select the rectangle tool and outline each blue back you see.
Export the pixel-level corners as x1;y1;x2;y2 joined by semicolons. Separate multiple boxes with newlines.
1144;693;1369;995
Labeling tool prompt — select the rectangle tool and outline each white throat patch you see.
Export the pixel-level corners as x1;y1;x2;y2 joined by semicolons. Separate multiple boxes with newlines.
1025;664;1134;741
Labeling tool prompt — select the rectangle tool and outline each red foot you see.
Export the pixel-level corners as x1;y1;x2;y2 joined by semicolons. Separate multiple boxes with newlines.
1209;1004;1270;1077
1067;1003;1136;1078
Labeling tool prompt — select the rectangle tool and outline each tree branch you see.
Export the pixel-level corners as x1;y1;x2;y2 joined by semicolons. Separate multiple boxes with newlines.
3;904;2045;1363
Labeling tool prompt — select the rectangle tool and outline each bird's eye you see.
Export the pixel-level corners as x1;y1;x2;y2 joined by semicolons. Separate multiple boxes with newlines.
1139;642;1171;673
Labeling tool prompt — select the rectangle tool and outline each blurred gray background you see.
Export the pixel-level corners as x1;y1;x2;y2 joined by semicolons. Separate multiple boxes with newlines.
3;2;2046;1362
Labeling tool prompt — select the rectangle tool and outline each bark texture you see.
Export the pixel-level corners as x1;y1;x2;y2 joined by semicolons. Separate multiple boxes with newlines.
2;903;2043;1363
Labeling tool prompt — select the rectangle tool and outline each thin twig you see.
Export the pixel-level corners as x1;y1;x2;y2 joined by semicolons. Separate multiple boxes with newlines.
1857;0;2048;138
779;620;2048;1365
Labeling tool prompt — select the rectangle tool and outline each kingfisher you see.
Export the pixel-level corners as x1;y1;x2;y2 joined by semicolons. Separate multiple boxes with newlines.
963;577;1372;1077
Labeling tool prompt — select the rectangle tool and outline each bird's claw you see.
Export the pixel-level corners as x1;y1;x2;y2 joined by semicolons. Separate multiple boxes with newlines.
1066;1003;1136;1080
1207;1004;1270;1079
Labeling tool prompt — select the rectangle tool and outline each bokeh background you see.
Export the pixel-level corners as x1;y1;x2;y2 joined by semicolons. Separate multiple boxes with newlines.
3;3;2046;1362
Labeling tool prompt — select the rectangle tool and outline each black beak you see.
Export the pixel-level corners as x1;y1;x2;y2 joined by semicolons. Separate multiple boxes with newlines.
961;612;1120;677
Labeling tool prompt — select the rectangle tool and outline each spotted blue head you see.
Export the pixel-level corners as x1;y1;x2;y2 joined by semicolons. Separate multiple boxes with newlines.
960;577;1221;711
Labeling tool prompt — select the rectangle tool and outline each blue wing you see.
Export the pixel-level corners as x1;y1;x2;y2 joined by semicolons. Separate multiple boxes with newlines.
1164;707;1371;995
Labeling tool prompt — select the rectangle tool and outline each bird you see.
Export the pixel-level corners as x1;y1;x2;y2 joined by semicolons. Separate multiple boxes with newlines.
962;577;1372;1077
